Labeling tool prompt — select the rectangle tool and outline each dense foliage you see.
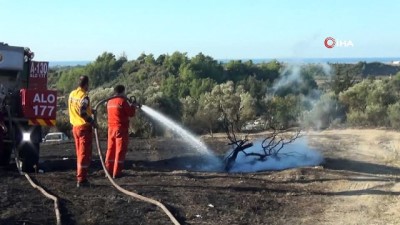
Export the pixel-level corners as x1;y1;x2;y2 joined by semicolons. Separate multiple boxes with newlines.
48;52;400;136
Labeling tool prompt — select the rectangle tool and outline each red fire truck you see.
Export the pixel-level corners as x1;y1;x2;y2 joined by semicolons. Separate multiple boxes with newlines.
0;42;57;172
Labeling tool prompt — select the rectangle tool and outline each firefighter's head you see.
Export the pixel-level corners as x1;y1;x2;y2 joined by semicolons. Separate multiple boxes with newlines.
79;75;89;91
114;85;125;95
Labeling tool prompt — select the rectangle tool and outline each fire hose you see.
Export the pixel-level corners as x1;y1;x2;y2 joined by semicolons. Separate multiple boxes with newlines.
5;105;62;225
93;96;180;225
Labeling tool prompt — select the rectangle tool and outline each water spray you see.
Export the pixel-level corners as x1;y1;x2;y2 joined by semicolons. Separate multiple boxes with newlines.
139;105;223;171
140;106;214;156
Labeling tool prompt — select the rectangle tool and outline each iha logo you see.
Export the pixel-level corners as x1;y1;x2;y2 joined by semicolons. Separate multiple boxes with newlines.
324;37;354;48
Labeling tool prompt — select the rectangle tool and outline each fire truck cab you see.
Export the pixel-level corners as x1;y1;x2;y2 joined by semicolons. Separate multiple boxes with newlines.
0;42;57;172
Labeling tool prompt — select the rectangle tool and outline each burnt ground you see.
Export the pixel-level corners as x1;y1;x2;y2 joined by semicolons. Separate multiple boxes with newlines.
1;129;400;225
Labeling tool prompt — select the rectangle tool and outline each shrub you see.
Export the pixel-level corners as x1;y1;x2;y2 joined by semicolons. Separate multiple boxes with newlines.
365;103;388;126
346;110;368;127
302;92;345;130
55;112;72;137
388;103;400;129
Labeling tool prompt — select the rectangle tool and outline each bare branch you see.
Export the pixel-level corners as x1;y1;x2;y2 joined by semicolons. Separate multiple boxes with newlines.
224;124;302;171
221;94;303;171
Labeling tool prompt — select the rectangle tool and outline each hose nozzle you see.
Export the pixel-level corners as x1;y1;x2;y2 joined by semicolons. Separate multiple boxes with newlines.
128;96;142;109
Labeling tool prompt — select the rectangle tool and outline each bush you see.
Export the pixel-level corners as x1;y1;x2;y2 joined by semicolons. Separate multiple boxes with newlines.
347;104;387;127
55;112;72;137
365;103;388;126
388;103;400;129
263;95;301;129
302;92;345;130
346;110;368;127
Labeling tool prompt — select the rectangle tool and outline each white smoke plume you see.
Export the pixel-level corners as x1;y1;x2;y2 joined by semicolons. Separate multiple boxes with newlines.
320;62;332;76
269;62;342;130
228;137;323;172
271;62;333;94
271;64;302;94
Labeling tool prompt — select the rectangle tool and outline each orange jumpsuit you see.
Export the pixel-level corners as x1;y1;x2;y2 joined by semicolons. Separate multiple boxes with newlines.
106;96;135;178
68;87;94;183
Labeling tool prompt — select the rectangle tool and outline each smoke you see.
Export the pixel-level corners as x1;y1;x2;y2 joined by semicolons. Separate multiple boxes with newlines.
320;62;332;76
228;137;323;173
272;64;302;94
269;62;343;130
271;62;333;95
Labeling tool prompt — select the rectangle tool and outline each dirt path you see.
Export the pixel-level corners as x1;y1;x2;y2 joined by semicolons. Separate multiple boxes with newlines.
307;129;400;225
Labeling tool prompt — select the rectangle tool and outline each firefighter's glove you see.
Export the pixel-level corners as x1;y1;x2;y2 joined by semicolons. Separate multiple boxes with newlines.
129;96;137;105
88;115;97;129
91;121;98;129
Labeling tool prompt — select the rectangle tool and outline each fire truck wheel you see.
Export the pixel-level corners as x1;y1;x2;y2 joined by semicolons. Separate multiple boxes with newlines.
0;143;12;167
19;143;40;173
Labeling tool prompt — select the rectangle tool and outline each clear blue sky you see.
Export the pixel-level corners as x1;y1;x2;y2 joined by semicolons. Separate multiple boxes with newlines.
1;0;399;61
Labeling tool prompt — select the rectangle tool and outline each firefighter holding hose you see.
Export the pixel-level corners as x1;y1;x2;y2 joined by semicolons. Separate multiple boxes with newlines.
68;76;96;188
105;85;140;178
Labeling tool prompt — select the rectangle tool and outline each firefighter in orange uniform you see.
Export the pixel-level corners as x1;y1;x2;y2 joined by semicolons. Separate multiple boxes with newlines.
105;85;137;178
68;76;96;187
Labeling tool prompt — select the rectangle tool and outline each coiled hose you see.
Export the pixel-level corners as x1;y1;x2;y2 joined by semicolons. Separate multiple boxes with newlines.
93;96;180;225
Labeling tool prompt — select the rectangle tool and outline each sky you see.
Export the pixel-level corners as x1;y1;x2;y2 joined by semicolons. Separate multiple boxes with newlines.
1;0;399;61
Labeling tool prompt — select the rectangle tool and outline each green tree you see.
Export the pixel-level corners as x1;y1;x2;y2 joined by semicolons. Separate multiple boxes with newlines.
330;63;362;94
197;81;256;133
262;95;301;129
160;76;180;99
345;110;368;127
388;102;400;129
144;84;182;121
144;54;156;65
187;53;224;82
237;76;268;99
196;92;221;136
56;67;86;94
179;63;196;81
86;52;120;88
164;51;189;75
239;91;257;125
224;60;254;82
189;78;216;100
213;81;242;129
339;79;397;127
339;79;371;112
257;60;281;82
180;96;201;132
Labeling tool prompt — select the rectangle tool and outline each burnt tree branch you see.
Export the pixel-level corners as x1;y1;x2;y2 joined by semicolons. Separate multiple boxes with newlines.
223;110;302;171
